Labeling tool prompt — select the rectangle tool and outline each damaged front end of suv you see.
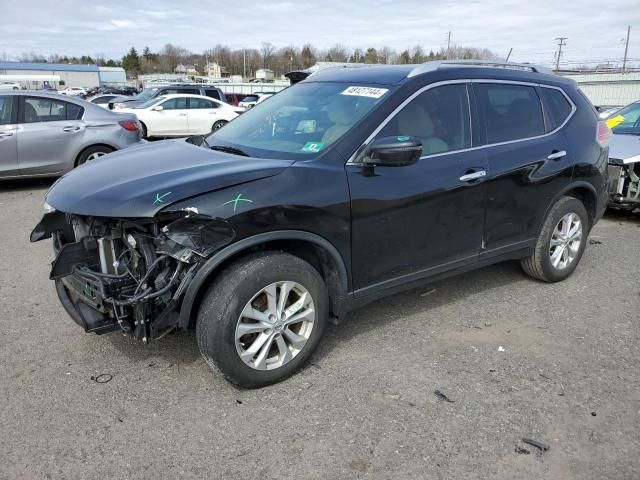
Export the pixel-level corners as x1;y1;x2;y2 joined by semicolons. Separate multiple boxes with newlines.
32;209;234;341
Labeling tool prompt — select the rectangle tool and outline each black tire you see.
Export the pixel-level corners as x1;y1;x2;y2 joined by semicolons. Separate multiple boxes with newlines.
521;196;589;282
196;251;328;388
139;122;148;138
211;120;228;132
75;145;114;166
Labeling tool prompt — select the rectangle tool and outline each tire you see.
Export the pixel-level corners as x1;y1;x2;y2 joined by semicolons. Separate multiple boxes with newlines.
211;120;228;132
139;122;148;138
196;251;328;388
521;196;589;282
75;145;114;166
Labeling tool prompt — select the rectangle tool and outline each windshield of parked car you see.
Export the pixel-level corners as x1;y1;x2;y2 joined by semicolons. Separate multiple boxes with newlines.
607;102;640;135
241;95;259;103
136;97;166;109
135;88;160;102
208;82;392;159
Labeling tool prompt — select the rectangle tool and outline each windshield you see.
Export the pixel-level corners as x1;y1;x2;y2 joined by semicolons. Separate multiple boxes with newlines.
607;102;640;135
208;82;392;159
135;88;160;101
136;96;166;109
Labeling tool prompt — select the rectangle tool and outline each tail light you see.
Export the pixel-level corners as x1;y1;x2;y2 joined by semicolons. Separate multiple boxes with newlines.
119;120;140;132
597;120;612;147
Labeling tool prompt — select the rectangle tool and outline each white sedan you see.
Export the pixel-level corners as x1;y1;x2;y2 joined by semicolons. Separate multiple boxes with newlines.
58;87;87;96
119;94;244;138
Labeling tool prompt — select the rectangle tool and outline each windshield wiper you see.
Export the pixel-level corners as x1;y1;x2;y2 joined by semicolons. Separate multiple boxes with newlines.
209;145;250;157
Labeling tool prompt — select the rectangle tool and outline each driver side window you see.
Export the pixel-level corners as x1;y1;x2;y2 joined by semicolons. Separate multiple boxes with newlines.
378;84;471;156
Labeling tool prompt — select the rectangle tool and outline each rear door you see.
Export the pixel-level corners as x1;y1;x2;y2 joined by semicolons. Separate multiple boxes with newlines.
17;96;85;175
186;97;220;134
0;95;19;177
154;97;189;135
475;82;573;252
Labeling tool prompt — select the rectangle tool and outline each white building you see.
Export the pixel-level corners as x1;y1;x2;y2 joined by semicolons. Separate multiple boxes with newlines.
0;61;100;89
561;71;640;107
206;62;222;79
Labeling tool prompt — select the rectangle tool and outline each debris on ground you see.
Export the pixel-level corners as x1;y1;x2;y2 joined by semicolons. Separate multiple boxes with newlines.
589;239;603;245
91;374;113;384
434;390;455;403
539;373;552;380
420;288;437;297
522;438;550;451
591;411;597;416
515;445;530;454
498;346;505;352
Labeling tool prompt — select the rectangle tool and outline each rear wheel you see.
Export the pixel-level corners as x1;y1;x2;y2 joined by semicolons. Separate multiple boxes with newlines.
139;122;148;138
521;196;589;282
75;145;114;166
196;252;328;388
211;120;228;132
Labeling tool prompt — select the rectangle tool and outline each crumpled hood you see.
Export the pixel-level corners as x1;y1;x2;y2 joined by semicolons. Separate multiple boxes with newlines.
45;140;293;217
609;134;640;164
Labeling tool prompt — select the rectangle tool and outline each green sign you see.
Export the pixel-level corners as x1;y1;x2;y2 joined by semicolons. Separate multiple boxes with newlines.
301;141;324;153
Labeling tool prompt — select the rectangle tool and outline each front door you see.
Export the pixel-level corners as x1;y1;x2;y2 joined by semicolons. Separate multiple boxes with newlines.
347;82;489;295
154;97;189;135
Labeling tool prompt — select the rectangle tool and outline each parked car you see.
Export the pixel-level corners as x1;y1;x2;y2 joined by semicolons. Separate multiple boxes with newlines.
87;94;128;109
32;61;610;387
604;100;640;210
118;94;243;138
112;85;226;110
597;105;621;119
0;82;21;91
238;92;274;108
0;91;142;178
224;93;248;106
59;87;87;96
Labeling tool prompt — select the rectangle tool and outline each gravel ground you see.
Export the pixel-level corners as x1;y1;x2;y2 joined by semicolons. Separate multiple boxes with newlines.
0;180;639;479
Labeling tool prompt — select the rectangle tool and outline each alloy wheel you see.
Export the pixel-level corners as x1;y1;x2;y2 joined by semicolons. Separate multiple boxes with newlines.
87;151;107;161
235;281;315;370
549;212;582;270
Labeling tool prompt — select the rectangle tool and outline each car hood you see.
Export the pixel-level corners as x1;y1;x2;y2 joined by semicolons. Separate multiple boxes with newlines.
609;134;640;164
45;140;294;218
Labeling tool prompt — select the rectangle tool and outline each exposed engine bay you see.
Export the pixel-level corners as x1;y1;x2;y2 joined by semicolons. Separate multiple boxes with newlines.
608;158;640;210
31;210;234;342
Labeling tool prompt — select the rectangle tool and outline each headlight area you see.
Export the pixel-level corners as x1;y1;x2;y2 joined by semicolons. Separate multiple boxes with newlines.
39;212;235;342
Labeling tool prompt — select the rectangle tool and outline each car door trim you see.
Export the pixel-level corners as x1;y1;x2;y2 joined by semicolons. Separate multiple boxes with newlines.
346;79;576;165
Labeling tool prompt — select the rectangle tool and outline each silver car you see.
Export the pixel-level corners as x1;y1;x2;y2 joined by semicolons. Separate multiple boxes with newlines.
0;91;142;179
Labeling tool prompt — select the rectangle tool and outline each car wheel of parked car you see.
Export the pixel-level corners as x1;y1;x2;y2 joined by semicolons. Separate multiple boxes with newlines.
139;122;148;138
196;251;328;388
521;196;589;282
76;146;114;166
211;120;228;132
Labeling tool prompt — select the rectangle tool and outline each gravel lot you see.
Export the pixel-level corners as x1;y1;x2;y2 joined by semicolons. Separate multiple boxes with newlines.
1;180;639;480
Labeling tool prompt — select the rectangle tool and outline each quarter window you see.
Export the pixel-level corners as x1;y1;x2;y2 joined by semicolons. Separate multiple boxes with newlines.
540;87;572;131
475;84;545;143
378;84;471;156
0;96;13;125
23;97;84;123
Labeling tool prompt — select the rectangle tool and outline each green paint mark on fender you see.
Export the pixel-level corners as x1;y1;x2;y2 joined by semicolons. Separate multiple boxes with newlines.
153;191;172;205
222;193;253;213
397;136;410;142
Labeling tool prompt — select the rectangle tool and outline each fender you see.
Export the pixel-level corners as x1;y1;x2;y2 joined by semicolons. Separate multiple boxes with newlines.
178;230;350;329
537;180;599;235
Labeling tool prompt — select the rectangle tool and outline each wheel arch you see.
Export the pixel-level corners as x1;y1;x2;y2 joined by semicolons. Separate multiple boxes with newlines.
74;143;116;167
536;181;598;237
178;230;351;330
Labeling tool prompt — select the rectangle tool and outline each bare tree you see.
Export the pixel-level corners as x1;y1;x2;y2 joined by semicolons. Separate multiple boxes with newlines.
261;42;276;69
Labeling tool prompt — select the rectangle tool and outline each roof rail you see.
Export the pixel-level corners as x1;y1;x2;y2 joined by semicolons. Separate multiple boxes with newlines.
407;60;554;78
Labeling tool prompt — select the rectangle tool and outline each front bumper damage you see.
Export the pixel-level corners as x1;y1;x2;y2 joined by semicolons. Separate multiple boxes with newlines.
31;210;234;342
608;159;640;210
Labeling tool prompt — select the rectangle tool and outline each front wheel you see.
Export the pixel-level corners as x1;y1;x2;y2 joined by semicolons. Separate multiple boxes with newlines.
75;145;114;166
521;196;589;282
196;252;328;388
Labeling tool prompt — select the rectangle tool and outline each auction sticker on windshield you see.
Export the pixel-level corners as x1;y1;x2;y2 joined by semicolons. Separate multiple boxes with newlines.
301;141;324;153
341;86;389;99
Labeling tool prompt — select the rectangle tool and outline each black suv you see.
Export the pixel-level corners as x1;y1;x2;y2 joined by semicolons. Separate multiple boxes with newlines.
32;61;610;387
111;84;227;109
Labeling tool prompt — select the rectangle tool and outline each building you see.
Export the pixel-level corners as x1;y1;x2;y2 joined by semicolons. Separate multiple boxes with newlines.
560;71;640;107
98;66;127;85
175;64;199;76
0;61;100;89
206;62;222;79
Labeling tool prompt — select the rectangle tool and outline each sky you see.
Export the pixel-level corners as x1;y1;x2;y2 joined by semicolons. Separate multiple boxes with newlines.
1;0;639;67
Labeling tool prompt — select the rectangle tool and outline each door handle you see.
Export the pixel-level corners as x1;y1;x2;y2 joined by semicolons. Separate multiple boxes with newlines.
459;170;487;182
547;150;567;160
62;126;82;132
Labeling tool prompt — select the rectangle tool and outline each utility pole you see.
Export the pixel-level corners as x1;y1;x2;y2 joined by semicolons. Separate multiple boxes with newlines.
446;31;452;59
622;26;631;73
243;49;246;80
554;37;567;71
505;47;513;64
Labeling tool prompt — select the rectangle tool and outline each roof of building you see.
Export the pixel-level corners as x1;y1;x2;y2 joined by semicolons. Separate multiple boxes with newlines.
98;66;125;72
0;61;99;72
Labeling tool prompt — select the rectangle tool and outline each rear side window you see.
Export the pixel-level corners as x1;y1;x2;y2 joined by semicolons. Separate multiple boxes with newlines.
540;87;572;131
204;89;221;100
475;83;545;143
161;98;188;110
378;83;471;156
189;98;216;109
23;97;84;123
0;96;14;125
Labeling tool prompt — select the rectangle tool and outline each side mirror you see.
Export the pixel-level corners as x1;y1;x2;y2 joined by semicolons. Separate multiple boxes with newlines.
152;105;163;111
363;136;422;167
